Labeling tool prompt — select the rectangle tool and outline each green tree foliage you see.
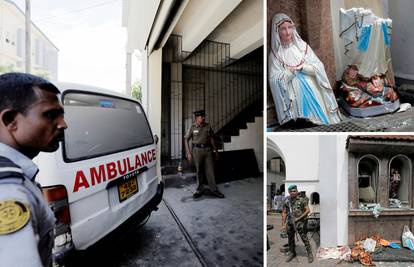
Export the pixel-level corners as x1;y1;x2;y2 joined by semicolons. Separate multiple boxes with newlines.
131;81;142;102
33;71;50;80
0;64;16;74
0;66;50;80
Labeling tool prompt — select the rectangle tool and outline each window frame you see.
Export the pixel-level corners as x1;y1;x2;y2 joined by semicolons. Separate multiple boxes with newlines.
356;154;380;205
388;154;412;208
61;90;154;163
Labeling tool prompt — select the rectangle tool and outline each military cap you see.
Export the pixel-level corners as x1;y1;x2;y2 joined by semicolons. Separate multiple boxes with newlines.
194;110;205;117
0;72;59;93
288;184;297;191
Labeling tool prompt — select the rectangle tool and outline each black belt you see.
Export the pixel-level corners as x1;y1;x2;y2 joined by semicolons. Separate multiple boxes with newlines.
193;143;211;148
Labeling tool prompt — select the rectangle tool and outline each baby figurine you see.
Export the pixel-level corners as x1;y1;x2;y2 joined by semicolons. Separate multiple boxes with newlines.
341;65;399;107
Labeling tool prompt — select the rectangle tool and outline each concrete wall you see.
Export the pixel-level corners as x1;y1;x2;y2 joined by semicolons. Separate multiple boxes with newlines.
389;0;414;80
224;117;264;172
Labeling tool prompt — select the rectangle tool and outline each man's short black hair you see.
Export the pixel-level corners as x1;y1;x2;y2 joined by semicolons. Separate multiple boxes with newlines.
194;110;205;117
0;72;60;114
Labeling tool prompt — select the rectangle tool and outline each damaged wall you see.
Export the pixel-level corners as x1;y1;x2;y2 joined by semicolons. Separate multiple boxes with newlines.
347;142;414;243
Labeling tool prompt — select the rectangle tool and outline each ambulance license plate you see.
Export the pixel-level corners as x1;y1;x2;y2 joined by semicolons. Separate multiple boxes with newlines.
118;178;138;202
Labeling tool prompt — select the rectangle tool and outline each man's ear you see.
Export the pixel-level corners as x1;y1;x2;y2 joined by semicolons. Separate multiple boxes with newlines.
0;109;19;131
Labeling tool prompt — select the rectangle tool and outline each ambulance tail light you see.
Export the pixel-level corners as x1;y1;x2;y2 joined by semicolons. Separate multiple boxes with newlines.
43;185;73;248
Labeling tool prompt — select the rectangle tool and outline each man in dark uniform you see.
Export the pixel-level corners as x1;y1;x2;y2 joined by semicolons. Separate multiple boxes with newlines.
0;72;67;266
281;184;313;263
184;110;224;199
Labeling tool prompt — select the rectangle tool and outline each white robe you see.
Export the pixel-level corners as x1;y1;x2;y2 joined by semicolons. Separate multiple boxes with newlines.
269;44;341;125
339;8;392;78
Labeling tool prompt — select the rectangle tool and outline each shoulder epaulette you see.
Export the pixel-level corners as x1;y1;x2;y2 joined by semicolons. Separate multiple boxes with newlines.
0;156;24;180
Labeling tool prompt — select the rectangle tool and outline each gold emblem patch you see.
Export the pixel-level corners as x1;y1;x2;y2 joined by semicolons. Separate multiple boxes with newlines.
0;200;30;235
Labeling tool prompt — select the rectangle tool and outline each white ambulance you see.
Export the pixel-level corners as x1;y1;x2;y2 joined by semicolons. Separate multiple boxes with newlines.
34;82;164;264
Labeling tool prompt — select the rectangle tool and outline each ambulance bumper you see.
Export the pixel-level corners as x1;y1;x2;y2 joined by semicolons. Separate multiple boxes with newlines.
54;182;164;265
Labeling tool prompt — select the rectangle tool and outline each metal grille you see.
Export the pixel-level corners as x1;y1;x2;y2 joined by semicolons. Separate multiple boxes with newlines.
161;35;263;161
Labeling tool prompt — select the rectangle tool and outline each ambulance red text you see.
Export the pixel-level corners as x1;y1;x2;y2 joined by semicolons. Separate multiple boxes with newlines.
73;149;156;192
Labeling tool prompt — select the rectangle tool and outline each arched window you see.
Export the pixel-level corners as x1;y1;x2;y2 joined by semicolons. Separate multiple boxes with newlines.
309;192;320;214
357;155;380;204
389;155;412;207
310;192;320;204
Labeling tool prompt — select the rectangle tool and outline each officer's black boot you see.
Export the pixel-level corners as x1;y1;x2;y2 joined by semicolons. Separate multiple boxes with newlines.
285;251;296;262
193;190;203;198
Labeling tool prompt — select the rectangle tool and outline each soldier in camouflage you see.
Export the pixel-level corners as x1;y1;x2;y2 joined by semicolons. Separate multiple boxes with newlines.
281;185;313;263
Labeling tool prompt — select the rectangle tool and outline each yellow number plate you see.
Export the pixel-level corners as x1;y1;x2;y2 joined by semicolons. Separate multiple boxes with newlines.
118;178;138;202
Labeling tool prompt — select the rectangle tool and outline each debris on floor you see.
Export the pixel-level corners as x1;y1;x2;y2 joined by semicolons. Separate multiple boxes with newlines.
316;246;351;261
344;235;403;266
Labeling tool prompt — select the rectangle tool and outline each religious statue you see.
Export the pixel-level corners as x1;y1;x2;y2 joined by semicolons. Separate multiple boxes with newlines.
339;8;399;111
268;13;341;126
390;168;401;199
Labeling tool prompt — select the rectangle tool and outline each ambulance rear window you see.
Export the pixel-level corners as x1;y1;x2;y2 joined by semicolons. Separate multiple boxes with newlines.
62;92;153;161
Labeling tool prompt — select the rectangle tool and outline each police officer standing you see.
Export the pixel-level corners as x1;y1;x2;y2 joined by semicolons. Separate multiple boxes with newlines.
0;73;67;267
281;185;313;263
184;110;224;199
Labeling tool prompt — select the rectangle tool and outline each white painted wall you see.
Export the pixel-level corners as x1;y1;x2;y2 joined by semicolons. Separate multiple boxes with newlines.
267;135;320;182
207;0;263;59
319;135;339;247
122;0;160;52
224;116;263;172
172;0;242;53
336;135;349;246
146;48;162;180
389;0;414;80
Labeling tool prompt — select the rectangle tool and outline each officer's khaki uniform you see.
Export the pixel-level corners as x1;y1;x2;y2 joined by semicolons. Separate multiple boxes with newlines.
184;123;217;192
283;196;312;256
0;143;56;267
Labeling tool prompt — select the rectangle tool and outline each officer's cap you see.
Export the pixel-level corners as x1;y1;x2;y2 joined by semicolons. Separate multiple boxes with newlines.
0;72;60;93
194;110;205;117
288;184;297;191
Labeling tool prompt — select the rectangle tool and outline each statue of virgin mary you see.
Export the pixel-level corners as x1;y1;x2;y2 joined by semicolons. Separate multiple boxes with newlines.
268;13;341;125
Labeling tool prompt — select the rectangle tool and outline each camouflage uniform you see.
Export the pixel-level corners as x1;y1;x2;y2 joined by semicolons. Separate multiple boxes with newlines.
283;196;312;257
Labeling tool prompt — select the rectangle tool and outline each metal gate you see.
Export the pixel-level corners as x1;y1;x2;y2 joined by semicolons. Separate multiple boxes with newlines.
162;35;263;162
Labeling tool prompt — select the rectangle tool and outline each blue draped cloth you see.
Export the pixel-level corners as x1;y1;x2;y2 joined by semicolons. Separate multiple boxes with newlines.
358;25;372;52
296;72;329;125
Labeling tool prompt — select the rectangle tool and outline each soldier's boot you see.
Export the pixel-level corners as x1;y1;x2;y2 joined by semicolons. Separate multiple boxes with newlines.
280;243;289;252
279;247;289;253
285;252;296;262
306;249;314;263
